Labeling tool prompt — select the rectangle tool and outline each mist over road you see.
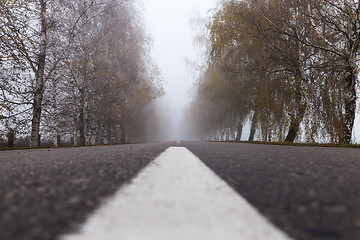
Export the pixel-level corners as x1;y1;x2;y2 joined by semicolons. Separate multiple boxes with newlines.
0;142;359;240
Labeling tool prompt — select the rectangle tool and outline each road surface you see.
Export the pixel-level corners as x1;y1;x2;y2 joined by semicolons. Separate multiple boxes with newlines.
0;141;359;240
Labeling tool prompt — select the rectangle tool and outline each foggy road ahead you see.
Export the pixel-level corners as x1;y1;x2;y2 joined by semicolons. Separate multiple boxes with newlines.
0;142;359;240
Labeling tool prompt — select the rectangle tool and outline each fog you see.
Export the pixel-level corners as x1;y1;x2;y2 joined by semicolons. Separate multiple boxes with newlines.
144;0;360;143
3;0;360;148
143;0;218;141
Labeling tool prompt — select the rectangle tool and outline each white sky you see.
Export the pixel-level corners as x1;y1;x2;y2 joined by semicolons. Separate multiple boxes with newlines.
143;0;218;140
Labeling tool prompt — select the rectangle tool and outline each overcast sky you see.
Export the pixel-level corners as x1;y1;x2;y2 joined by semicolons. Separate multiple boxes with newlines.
143;0;218;140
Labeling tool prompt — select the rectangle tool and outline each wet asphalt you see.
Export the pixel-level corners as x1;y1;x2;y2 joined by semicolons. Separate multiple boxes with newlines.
0;141;359;240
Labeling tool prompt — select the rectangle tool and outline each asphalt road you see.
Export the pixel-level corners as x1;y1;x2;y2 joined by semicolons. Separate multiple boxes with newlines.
1;141;359;240
182;141;360;240
0;142;172;240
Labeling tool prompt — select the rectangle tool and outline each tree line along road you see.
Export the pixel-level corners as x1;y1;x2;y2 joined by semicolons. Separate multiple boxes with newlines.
0;141;359;240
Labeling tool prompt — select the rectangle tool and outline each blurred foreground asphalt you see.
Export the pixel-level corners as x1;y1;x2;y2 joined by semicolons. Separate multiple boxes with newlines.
0;141;359;240
182;142;360;240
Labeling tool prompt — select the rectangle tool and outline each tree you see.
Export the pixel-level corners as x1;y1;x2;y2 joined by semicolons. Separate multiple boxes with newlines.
1;0;163;147
252;0;360;143
190;0;360;144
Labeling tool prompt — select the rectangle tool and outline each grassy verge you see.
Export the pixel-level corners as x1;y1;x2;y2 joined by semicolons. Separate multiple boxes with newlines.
212;140;360;148
0;142;141;151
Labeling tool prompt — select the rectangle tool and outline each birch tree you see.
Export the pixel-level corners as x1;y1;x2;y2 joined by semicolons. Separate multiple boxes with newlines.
1;0;162;147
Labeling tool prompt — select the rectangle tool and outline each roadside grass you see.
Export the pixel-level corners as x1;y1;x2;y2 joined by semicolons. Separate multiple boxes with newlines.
2;140;360;151
0;145;76;151
216;140;360;148
0;142;142;151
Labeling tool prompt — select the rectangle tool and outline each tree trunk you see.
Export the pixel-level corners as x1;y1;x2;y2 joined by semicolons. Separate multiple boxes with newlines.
235;121;243;141
284;117;301;142
248;111;258;141
53;128;58;147
78;89;86;146
285;102;306;143
7;129;15;149
340;69;357;144
120;125;126;144
72;129;77;146
120;133;126;144
107;126;112;144
57;134;61;147
285;73;307;143
263;128;268;142
79;106;86;146
30;1;47;148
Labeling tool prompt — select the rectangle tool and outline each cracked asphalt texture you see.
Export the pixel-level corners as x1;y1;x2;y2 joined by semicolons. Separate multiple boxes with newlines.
182;141;360;240
1;141;359;240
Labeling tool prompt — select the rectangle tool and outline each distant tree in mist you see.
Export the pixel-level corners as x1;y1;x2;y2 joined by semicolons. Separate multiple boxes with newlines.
0;0;163;147
189;0;360;144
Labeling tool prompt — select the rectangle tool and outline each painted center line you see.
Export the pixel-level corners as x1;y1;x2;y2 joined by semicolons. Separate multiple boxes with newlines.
61;147;294;240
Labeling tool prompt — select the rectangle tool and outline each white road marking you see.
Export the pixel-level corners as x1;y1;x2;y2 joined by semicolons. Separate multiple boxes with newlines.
61;147;294;240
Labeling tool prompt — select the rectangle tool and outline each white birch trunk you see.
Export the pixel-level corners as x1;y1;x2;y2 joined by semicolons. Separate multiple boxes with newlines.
30;0;47;148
